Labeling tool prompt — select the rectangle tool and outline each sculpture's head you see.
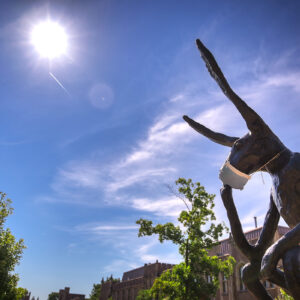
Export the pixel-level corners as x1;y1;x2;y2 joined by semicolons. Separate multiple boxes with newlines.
183;39;285;189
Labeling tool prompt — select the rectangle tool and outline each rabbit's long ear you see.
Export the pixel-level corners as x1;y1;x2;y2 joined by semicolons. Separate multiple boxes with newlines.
196;39;272;135
183;115;238;147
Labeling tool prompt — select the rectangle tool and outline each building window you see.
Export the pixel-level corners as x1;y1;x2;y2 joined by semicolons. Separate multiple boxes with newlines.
239;266;246;291
222;273;228;294
206;274;212;283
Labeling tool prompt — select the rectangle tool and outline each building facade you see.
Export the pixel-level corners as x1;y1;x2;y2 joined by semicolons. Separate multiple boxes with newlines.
99;226;289;300
209;226;290;300
58;287;85;300
99;261;174;300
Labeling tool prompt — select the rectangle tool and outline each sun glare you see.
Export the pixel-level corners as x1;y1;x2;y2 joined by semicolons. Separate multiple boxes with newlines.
31;21;68;59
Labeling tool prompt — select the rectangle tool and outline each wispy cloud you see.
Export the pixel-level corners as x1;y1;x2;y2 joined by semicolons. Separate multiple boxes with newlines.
104;101;239;200
134;238;180;264
39;47;300;237
53;161;105;191
261;72;300;95
107;167;176;193
131;196;186;217
75;223;138;233
63;220;180;271
41;98;236;210
103;259;139;274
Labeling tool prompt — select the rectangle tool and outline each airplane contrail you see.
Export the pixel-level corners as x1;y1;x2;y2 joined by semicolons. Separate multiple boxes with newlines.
49;72;71;96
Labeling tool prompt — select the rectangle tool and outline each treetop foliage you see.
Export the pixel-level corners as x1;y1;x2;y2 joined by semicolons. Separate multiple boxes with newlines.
89;283;101;300
47;292;59;300
88;275;120;300
136;178;235;300
0;192;26;300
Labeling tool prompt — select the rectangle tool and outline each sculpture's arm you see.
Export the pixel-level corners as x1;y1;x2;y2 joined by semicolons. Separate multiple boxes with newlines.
261;222;300;279
220;184;253;258
256;195;280;255
241;263;273;300
254;196;289;290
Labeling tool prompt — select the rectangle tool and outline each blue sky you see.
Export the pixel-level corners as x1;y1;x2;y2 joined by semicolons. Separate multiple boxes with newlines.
1;0;300;299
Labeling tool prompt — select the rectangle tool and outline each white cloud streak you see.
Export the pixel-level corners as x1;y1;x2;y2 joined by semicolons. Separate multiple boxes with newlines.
131;196;187;217
40;48;300;235
75;223;139;233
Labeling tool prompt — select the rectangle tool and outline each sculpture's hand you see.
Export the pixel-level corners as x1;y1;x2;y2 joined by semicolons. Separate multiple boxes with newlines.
220;184;232;204
220;184;253;258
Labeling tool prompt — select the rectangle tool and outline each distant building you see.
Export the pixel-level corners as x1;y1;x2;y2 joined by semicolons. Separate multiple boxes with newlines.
99;226;290;300
99;261;174;300
209;225;290;300
58;287;85;300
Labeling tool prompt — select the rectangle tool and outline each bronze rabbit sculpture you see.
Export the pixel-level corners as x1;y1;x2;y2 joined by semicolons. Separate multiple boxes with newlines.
183;39;300;299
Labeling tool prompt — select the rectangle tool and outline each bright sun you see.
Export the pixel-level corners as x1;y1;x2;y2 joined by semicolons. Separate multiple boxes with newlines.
31;21;68;59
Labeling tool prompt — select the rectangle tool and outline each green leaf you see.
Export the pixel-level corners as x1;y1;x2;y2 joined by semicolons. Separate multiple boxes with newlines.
0;192;26;300
136;178;235;299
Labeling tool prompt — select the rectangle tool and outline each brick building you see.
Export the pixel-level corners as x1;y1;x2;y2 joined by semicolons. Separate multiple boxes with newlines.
58;287;85;300
99;261;174;300
99;226;289;300
209;225;290;300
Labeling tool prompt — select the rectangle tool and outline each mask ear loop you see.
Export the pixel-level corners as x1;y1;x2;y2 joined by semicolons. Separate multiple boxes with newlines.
260;171;265;185
253;149;286;185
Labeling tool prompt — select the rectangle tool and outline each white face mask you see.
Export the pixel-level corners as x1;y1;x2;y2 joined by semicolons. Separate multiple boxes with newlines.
219;150;285;190
219;161;251;190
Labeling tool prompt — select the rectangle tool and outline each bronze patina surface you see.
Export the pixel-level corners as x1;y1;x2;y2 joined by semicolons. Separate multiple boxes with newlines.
183;40;300;299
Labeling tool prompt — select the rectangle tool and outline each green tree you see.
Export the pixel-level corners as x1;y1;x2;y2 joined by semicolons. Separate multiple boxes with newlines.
136;178;235;300
0;192;26;300
136;289;152;300
16;288;28;300
276;289;294;300
47;292;59;300
89;276;119;300
89;283;101;300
